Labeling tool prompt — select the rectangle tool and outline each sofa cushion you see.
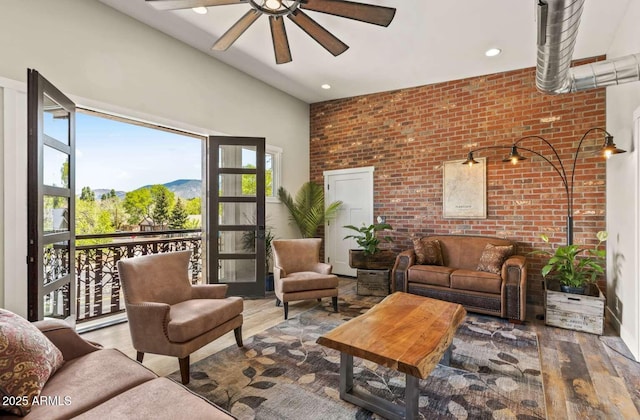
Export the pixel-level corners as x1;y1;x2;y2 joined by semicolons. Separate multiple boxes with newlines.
23;348;157;419
408;265;455;287
0;309;64;416
168;297;243;343
476;243;514;274
450;269;502;294
412;238;444;265
73;378;234;419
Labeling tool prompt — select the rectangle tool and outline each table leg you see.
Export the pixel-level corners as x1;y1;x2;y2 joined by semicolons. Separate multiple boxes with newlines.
439;344;452;366
405;374;419;419
339;353;354;398
338;352;419;420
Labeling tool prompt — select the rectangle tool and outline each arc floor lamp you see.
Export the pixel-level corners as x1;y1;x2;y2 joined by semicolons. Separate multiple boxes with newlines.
462;128;626;245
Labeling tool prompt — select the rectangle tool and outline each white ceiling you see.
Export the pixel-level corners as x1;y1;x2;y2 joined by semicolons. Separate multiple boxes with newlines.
99;0;631;104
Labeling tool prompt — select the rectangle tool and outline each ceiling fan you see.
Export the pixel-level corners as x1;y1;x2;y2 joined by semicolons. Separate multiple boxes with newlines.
146;0;396;64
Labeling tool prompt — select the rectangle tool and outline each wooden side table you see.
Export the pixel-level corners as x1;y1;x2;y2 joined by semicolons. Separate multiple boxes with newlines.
356;269;390;296
544;279;605;335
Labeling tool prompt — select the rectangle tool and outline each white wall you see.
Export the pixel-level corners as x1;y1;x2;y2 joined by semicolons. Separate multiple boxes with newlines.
0;0;308;315
606;0;640;360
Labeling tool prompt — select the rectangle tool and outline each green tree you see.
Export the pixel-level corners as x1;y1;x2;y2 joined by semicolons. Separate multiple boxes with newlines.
185;197;201;215
185;217;201;229
76;198;115;245
152;187;171;227
100;190;125;231
169;198;189;229
123;188;153;225
150;185;175;211
242;164;273;196
100;189;117;201
60;161;69;188
79;186;95;202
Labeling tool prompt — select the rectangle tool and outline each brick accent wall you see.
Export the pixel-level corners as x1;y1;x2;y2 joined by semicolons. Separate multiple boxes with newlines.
310;59;607;306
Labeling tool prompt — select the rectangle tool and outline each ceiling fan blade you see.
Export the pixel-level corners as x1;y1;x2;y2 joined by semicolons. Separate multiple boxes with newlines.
288;10;348;57
269;16;292;64
300;0;395;27
212;9;262;51
146;0;247;11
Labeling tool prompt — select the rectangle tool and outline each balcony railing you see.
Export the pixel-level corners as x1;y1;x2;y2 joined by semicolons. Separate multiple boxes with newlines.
75;229;202;323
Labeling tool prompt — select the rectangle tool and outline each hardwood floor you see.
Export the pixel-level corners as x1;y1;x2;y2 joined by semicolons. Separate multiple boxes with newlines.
81;278;640;419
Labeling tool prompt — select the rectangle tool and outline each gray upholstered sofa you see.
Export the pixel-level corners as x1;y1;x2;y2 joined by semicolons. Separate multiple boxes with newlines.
0;318;234;419
391;235;527;322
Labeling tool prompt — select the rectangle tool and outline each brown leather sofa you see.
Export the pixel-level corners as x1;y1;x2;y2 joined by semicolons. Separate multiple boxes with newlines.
391;235;527;322
0;319;234;420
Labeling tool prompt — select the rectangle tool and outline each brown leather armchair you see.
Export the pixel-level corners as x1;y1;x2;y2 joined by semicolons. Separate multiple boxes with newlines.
272;238;339;319
117;250;243;384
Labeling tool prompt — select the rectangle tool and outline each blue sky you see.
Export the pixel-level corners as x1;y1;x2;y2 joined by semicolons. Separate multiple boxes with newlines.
76;113;202;192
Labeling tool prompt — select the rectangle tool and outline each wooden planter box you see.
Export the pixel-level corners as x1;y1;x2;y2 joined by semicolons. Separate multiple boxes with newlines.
544;279;605;335
357;269;390;297
349;249;396;270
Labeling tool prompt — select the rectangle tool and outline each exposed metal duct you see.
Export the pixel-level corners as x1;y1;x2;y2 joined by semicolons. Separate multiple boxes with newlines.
536;0;640;94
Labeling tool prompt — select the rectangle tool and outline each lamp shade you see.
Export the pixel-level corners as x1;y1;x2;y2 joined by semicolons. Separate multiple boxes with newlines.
600;136;626;158
502;146;527;164
462;152;479;166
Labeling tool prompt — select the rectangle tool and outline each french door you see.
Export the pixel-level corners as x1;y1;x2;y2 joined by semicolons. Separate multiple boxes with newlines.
208;136;266;297
27;69;76;323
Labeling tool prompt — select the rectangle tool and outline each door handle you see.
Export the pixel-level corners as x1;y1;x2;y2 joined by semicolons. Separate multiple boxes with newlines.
257;226;266;240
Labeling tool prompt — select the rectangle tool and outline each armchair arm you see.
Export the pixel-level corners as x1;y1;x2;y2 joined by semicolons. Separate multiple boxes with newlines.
273;265;287;281
501;255;527;321
124;302;171;352
191;284;228;299
35;319;101;361
313;262;332;275
391;249;416;293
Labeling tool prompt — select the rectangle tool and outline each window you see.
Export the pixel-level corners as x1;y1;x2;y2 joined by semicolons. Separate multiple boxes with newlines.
266;144;282;203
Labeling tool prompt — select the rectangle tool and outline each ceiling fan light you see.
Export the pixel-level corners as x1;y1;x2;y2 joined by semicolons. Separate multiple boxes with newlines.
192;7;207;14
264;0;282;11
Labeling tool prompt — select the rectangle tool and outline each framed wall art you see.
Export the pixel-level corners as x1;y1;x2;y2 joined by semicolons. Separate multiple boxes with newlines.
442;157;486;219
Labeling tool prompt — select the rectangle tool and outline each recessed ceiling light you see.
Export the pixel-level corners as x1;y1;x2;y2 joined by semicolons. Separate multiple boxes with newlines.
485;48;502;57
321;84;331;90
192;7;207;14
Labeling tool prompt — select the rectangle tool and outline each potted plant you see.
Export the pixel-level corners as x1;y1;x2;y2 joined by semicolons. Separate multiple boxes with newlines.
343;222;396;270
241;223;276;291
277;182;342;238
536;231;608;295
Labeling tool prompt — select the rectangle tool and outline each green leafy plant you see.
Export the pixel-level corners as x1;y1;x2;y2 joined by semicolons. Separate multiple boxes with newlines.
277;182;342;238
535;231;608;289
240;216;275;271
343;223;393;256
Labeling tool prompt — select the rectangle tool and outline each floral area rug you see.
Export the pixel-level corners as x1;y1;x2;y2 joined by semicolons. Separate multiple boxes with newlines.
168;299;546;419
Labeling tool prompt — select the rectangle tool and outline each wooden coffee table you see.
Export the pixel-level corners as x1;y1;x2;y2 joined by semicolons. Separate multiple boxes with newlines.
316;292;466;420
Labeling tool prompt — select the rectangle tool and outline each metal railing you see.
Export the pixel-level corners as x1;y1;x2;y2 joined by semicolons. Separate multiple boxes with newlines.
75;229;202;323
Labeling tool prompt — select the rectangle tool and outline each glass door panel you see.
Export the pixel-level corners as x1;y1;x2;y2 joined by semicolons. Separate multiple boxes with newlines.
208;137;265;297
27;69;76;323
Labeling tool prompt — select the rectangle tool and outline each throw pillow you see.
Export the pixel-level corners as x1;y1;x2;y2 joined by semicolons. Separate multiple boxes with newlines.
412;238;444;266
0;309;64;416
477;243;514;275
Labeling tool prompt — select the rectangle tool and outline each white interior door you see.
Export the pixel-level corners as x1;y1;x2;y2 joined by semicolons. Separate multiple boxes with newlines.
324;167;374;276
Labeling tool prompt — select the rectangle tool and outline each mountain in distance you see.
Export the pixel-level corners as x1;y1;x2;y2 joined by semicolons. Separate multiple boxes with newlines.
92;179;202;201
140;179;202;200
